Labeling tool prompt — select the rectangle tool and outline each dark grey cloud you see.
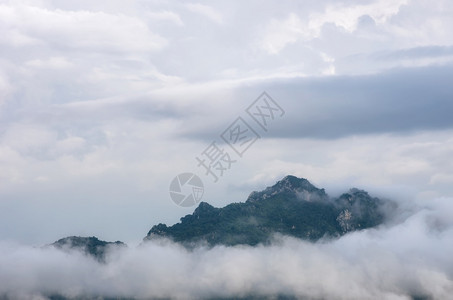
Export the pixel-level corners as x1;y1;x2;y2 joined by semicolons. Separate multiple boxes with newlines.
182;64;453;141
277;64;453;138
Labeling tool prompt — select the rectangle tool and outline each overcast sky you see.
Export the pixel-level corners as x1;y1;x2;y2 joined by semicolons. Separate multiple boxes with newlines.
1;0;453;244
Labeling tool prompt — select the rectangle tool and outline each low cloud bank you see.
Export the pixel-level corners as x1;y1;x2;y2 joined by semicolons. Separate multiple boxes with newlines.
1;197;453;300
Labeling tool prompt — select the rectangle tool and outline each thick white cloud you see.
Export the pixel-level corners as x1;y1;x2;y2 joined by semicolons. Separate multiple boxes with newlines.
261;0;408;55
261;13;309;55
0;3;167;52
309;0;408;33
185;3;223;24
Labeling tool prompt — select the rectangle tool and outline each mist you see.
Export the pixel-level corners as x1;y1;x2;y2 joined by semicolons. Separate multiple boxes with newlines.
1;197;452;300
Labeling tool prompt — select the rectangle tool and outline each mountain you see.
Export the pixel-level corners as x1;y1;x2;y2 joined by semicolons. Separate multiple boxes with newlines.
49;236;126;262
145;175;391;246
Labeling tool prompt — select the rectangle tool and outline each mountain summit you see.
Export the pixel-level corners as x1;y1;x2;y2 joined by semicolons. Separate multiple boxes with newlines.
49;236;126;262
246;175;328;203
145;176;390;246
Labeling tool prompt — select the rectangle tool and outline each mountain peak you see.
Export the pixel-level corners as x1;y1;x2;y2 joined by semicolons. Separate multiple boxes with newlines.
247;175;327;203
278;175;314;189
193;202;216;216
144;175;391;246
49;236;126;262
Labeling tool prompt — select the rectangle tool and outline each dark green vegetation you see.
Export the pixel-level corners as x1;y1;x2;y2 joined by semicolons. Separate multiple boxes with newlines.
49;236;125;262
48;176;391;256
145;175;391;246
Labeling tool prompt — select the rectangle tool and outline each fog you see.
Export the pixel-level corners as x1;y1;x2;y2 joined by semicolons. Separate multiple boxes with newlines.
1;197;452;300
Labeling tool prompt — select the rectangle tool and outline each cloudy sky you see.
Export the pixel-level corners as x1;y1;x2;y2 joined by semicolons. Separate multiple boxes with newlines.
1;0;453;245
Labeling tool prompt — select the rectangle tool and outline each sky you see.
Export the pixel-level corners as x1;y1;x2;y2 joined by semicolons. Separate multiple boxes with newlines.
1;0;453;245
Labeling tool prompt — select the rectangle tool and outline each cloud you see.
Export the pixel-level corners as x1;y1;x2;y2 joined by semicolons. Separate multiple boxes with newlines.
0;72;12;107
185;3;223;24
1;196;453;299
147;10;184;26
179;64;453;141
261;13;309;55
260;0;409;55
375;45;453;61
308;0;408;33
24;56;73;69
0;3;167;52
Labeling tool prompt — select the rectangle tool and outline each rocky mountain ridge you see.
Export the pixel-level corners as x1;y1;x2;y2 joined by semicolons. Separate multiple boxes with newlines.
145;175;390;246
48;176;393;257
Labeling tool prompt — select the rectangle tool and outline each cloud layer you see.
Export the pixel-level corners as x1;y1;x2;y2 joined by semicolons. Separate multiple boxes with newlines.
1;196;453;299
